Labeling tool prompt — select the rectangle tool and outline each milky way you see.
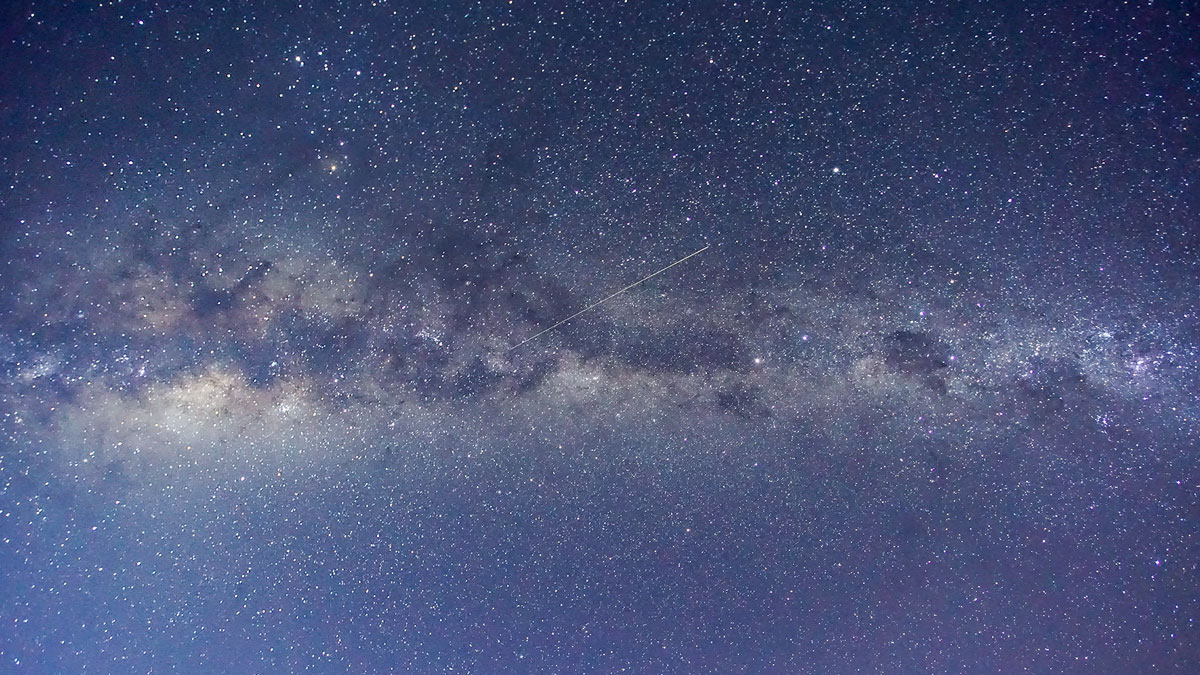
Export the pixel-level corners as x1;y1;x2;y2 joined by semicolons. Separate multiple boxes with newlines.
1;2;1197;672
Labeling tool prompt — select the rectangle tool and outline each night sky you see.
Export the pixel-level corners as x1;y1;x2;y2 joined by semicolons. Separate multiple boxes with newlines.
1;1;1198;673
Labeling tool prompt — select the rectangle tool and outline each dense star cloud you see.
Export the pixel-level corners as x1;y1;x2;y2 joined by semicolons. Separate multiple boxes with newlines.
1;1;1197;673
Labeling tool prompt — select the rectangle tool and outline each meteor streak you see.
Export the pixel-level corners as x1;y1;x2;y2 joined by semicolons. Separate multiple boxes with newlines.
509;244;710;352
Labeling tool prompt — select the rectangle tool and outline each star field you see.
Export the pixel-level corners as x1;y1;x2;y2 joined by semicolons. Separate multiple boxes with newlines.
1;1;1197;673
